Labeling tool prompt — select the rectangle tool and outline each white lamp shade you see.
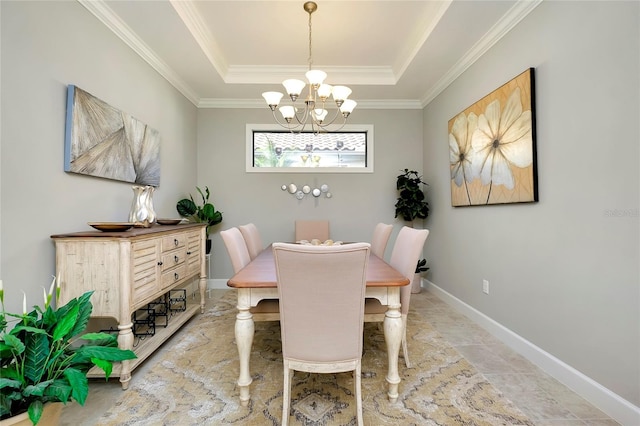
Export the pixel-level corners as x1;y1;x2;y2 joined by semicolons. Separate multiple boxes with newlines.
305;69;327;86
332;85;352;101
312;108;328;121
340;99;357;114
282;79;306;96
279;105;296;119
262;91;283;106
317;84;332;99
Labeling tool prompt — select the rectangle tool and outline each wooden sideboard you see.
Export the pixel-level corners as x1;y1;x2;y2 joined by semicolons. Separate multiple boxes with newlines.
51;223;207;389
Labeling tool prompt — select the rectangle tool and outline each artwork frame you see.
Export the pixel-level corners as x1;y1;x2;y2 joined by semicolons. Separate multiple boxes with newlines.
64;85;161;186
448;68;537;207
245;124;374;173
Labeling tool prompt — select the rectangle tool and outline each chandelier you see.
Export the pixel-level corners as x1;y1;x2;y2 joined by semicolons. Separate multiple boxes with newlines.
261;1;356;133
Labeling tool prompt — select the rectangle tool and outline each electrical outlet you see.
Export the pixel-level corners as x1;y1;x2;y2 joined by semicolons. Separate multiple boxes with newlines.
482;279;489;294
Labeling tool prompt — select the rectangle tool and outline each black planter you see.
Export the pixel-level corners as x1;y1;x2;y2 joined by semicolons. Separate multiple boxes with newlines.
206;239;212;254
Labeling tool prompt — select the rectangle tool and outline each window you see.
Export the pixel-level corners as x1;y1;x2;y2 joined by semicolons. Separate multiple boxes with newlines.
246;124;374;173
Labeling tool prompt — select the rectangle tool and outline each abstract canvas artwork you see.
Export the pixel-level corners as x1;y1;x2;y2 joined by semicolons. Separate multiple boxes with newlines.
448;68;537;206
64;85;160;186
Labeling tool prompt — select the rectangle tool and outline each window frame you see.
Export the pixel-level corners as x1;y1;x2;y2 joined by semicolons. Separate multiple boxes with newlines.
245;124;374;173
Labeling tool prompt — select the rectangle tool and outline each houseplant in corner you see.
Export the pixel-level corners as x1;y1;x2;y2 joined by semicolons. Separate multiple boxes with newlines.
0;279;137;426
176;186;223;254
394;169;430;293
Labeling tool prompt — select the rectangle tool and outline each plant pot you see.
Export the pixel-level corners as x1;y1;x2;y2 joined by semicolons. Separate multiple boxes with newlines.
206;239;212;254
411;272;422;294
0;402;63;426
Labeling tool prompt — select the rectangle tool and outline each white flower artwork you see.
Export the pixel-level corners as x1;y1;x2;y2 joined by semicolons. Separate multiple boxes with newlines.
448;68;538;206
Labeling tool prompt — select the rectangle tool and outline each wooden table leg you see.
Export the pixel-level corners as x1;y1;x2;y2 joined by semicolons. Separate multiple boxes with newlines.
383;288;403;403
235;289;254;406
117;321;134;390
199;276;206;313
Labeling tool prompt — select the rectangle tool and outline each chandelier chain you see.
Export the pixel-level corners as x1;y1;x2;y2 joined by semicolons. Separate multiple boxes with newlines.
307;8;313;70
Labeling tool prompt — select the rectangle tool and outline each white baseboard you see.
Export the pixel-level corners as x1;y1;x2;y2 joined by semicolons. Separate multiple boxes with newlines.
424;279;640;426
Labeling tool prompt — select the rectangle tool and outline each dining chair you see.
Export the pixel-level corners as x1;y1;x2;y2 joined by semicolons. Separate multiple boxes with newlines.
370;222;393;258
221;227;279;321
273;242;370;426
294;220;330;242
364;226;429;368
238;223;263;260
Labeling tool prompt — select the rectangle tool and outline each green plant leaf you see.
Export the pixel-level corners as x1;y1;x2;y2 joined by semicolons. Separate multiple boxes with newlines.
24;332;49;383
200;203;215;221
209;210;223;226
10;325;49;336
79;332;118;346
176;199;197;217
67;292;93;339
75;346;136;362
23;381;52;397
42;305;57;329
0;367;20;381
28;400;44;426
0;394;11;417
91;358;113;379
64;368;88;405
0;378;21;391
52;303;79;342
44;379;72;404
3;334;25;355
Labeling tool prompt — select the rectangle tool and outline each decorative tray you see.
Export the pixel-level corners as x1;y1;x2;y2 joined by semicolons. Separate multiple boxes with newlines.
156;218;183;225
297;239;343;246
88;222;135;232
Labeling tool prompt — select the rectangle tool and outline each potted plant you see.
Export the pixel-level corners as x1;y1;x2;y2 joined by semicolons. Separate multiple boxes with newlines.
176;186;223;254
394;169;430;293
0;279;137;425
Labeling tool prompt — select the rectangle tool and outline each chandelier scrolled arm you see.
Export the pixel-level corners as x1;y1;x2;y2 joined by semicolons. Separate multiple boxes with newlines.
260;1;356;134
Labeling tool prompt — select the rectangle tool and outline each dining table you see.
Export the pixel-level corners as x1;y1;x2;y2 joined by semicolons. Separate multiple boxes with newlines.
226;244;410;406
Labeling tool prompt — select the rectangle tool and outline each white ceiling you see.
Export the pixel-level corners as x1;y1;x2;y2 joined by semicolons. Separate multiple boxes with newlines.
83;0;541;109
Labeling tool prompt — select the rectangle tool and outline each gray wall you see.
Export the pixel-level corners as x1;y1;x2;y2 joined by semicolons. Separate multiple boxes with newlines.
197;108;424;279
423;1;639;405
0;2;199;315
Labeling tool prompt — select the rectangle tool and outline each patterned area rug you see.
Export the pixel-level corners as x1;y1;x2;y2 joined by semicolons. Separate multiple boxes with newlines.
97;292;533;425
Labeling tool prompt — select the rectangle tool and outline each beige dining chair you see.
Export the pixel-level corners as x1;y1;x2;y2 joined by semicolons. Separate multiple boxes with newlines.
220;227;279;321
294;220;330;242
273;242;370;426
370;223;393;258
364;226;429;368
238;223;263;260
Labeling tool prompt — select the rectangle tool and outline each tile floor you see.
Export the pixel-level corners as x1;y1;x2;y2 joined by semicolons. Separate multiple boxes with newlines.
61;289;620;425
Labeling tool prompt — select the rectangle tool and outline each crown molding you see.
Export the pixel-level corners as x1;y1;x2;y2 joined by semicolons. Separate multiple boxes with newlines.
225;65;396;86
198;98;423;110
169;0;227;78
420;0;543;107
78;0;200;106
394;0;452;80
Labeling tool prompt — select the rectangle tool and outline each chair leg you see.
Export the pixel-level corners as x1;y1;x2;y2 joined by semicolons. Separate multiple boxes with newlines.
355;362;363;426
282;363;293;426
401;315;411;368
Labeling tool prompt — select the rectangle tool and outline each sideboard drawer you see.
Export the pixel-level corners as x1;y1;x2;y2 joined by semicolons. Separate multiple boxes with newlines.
162;234;187;251
161;264;188;290
161;247;187;272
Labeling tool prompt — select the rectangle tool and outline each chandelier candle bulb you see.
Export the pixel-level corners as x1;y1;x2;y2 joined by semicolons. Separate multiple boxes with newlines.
262;91;284;109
